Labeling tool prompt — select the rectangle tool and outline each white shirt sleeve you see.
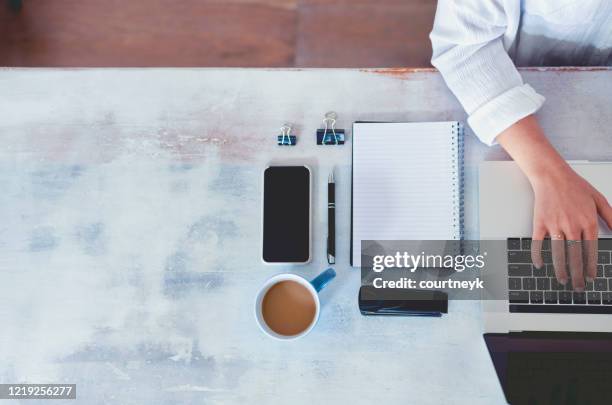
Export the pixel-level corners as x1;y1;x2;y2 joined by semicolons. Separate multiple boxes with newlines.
430;0;545;146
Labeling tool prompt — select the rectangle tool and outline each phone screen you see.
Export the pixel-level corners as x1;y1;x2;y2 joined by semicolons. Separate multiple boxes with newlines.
263;166;310;263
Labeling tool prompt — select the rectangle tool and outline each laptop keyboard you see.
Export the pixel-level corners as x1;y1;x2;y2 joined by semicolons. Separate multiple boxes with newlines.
507;238;612;314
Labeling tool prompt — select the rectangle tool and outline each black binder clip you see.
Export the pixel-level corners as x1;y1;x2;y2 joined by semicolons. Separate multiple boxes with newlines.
317;112;345;145
277;124;296;146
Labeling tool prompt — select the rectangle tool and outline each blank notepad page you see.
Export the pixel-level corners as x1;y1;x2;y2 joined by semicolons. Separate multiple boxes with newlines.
351;122;463;266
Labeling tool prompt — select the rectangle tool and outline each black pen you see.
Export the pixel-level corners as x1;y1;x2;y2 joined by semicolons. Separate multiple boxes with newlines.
327;169;336;264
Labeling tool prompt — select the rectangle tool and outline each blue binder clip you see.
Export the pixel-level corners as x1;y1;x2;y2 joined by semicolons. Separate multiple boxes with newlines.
317;112;345;145
277;124;296;146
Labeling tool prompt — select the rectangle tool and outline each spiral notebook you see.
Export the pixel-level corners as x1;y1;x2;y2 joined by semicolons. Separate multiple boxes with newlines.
351;121;464;266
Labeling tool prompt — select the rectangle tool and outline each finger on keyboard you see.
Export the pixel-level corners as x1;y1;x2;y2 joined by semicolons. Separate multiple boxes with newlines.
551;236;568;284
584;238;598;281
567;239;585;291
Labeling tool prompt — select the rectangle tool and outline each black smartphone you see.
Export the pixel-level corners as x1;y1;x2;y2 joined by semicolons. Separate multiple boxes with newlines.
262;166;311;263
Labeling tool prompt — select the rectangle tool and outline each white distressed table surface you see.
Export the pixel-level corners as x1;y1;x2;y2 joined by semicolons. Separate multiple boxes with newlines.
1;68;610;405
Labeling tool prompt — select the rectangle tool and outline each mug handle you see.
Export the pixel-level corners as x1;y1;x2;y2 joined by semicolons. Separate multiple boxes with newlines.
310;268;336;293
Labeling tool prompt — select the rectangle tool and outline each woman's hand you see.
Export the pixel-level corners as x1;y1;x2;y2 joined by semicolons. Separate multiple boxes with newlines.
530;166;612;290
497;115;612;290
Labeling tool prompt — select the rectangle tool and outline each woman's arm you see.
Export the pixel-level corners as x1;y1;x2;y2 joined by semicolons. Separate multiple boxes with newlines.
431;0;612;287
430;0;544;146
497;115;612;290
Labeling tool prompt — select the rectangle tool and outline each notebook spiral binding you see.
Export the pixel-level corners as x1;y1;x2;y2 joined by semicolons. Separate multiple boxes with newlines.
452;122;465;241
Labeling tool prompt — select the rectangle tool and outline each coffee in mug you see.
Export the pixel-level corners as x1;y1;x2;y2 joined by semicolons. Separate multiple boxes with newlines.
262;280;316;336
255;268;336;340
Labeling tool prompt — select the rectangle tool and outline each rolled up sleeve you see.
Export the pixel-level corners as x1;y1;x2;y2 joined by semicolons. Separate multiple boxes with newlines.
430;0;545;145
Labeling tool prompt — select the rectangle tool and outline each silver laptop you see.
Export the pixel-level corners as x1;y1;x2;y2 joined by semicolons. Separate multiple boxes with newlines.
480;161;612;333
480;161;612;404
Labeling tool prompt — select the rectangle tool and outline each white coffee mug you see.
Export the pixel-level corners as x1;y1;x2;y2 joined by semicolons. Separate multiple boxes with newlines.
254;268;336;340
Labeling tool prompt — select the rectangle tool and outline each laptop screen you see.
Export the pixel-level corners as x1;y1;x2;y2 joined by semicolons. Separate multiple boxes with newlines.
484;332;612;404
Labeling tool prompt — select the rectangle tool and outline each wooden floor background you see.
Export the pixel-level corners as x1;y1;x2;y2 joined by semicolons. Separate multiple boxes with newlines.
0;0;436;67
